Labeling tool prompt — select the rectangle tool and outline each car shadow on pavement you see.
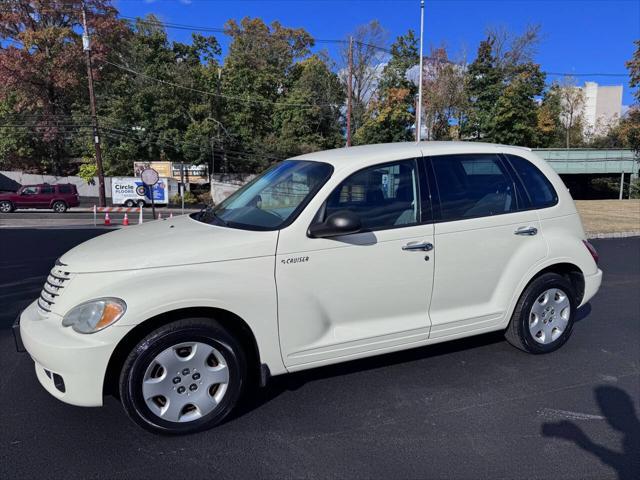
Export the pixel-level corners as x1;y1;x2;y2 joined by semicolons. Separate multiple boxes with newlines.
574;302;591;323
542;385;640;480
231;303;595;422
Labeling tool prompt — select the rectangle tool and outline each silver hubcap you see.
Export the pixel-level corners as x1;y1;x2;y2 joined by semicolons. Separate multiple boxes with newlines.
54;204;64;211
529;288;570;344
0;203;10;212
142;342;229;423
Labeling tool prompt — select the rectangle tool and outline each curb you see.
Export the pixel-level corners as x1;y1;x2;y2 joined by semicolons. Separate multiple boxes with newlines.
586;231;640;239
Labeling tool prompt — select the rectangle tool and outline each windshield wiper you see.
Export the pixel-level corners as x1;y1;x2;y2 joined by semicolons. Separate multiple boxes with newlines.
198;204;228;227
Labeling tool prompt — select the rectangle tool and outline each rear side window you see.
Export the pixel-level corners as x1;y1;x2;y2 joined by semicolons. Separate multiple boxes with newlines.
40;185;54;194
58;185;72;194
505;155;557;208
430;154;517;221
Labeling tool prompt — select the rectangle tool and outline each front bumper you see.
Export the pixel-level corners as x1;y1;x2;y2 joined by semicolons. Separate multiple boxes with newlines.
19;300;128;407
581;268;603;307
13;311;25;352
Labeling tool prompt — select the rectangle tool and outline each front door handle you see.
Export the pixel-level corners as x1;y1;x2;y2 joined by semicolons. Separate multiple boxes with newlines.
402;242;433;251
514;226;538;236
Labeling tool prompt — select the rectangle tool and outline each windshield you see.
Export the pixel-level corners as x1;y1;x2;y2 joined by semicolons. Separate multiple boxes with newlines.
195;160;333;230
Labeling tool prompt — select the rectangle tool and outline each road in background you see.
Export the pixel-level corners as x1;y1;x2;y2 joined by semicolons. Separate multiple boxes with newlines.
1;232;638;479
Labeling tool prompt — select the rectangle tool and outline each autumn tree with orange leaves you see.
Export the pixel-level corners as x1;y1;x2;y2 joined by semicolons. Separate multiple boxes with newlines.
0;0;127;173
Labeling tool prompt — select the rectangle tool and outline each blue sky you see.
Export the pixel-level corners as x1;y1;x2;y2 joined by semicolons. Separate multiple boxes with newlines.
114;0;639;105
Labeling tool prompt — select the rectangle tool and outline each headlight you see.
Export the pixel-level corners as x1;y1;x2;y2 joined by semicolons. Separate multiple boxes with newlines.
62;298;126;334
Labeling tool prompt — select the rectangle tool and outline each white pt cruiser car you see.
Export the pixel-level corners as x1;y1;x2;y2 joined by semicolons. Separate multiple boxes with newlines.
17;142;602;434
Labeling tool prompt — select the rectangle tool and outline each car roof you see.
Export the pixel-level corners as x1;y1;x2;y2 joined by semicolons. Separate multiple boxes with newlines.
292;141;533;171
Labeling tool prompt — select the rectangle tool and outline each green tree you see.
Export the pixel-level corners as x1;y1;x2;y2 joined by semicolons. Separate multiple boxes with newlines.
354;30;418;144
272;55;344;156
96;15;221;174
491;62;546;146
461;27;545;146
221;17;314;170
536;83;564;147
460;37;503;140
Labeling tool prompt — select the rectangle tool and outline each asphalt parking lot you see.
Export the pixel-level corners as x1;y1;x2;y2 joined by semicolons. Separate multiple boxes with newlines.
1;230;638;479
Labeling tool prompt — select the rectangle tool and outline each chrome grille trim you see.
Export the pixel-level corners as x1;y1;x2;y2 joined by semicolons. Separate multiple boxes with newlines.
37;265;73;314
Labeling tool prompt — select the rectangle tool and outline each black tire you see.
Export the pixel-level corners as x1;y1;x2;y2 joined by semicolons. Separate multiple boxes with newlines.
119;318;247;435
124;199;135;207
0;200;14;213
505;272;577;354
136;200;146;208
52;201;67;213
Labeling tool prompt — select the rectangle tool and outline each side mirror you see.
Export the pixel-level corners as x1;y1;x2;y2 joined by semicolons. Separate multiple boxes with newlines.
308;210;362;238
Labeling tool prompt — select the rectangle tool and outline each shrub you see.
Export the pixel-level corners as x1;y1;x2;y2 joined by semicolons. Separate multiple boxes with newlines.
170;191;198;205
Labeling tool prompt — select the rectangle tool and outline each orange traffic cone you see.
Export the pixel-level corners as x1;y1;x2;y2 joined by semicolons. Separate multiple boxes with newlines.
123;213;129;226
158;212;163;220
104;212;111;226
169;212;173;219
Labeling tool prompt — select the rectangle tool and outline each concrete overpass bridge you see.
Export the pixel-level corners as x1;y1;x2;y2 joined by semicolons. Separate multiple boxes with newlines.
533;149;638;199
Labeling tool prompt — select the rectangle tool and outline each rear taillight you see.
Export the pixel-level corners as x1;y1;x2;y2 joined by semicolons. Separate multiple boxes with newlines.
583;240;599;265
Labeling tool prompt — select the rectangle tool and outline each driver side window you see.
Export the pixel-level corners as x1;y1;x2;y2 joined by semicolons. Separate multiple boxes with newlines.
324;160;419;231
21;186;38;195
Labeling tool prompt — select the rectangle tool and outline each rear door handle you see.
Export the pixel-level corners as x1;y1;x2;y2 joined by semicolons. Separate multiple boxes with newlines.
514;226;538;236
402;242;433;251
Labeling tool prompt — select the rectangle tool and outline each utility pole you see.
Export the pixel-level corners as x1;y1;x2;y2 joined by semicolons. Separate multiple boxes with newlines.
346;36;353;147
416;0;425;142
81;2;106;207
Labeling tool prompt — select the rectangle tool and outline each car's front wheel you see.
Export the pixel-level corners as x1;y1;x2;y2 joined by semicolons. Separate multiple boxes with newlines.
52;201;67;213
505;272;577;354
124;199;136;208
0;200;14;213
119;318;247;435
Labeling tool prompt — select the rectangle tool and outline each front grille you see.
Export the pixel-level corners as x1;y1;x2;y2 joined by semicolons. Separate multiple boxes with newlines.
37;260;73;314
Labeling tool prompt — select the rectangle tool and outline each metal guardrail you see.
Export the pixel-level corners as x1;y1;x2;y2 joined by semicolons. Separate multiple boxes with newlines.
533;149;639;175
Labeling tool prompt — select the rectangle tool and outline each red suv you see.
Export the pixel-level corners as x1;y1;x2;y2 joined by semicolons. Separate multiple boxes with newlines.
0;184;80;213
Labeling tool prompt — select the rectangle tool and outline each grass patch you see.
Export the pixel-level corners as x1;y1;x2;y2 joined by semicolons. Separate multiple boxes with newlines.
575;200;640;234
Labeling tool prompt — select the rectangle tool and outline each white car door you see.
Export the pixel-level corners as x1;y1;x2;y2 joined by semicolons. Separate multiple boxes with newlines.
424;153;548;339
276;158;435;370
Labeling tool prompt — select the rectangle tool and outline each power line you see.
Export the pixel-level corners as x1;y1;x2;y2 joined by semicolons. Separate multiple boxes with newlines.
102;59;341;108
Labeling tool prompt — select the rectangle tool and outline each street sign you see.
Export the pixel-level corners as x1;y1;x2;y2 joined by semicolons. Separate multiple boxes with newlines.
140;168;160;219
141;168;159;186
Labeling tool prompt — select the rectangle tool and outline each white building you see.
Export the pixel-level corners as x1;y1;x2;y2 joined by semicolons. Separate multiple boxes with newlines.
579;82;623;136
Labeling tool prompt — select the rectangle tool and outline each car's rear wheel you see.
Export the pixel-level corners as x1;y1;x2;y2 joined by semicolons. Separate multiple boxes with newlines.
52;201;67;213
0;200;14;213
505;272;577;354
119;318;247;435
124;199;136;207
136;200;146;208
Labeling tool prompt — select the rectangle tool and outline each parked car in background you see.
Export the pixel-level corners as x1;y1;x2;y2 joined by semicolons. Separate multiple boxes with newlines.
0;183;80;213
16;142;602;434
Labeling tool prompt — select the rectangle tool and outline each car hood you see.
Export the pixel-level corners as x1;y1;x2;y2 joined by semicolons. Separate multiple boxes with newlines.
60;215;279;273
